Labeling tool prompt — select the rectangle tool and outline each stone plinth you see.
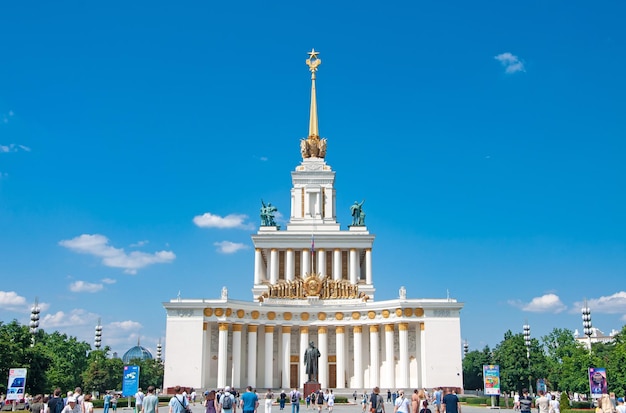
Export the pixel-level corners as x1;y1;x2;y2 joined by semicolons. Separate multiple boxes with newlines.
303;382;321;398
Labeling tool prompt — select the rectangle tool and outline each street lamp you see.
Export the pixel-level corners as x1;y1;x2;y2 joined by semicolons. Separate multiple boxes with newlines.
94;318;103;349
29;298;40;347
582;300;593;353
463;340;469;357
523;322;532;395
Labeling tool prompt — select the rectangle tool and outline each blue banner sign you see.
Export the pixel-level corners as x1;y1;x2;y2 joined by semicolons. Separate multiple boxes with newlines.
122;365;140;397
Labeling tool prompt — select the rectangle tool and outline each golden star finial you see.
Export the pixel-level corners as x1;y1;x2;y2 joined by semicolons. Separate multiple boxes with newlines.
306;48;321;73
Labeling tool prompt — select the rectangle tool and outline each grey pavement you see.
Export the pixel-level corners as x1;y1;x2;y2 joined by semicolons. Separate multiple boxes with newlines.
92;401;514;413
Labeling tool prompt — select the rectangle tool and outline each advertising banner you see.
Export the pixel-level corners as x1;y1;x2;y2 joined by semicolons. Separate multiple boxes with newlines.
589;367;608;399
122;365;140;397
6;368;27;401
483;364;501;395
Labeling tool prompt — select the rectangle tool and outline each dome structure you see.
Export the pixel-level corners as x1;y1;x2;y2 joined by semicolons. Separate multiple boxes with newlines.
122;340;153;363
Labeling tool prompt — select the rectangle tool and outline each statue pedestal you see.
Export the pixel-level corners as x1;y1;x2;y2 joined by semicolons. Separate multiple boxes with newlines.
303;382;321;398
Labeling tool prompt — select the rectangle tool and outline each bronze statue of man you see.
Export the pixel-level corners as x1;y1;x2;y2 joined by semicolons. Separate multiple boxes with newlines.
303;341;321;382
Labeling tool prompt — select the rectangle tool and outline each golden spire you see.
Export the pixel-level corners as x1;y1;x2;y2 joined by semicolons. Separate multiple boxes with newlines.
306;48;321;138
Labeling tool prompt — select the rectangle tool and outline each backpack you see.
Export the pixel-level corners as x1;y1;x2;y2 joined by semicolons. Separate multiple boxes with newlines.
222;395;233;410
53;398;64;413
317;393;324;405
291;392;298;403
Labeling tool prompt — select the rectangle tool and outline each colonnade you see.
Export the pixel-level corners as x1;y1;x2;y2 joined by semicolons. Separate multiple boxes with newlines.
253;248;373;285
213;321;413;390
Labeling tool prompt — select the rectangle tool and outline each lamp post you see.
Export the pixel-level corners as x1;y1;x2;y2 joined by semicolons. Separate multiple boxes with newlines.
582;300;593;353
463;340;469;358
94;318;103;350
157;338;163;363
523;322;532;395
29;298;40;347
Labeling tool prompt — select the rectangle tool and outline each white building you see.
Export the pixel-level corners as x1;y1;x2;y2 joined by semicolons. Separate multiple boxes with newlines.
162;50;464;392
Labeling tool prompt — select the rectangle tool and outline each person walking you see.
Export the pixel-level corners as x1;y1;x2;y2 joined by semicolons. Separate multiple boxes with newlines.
326;391;335;413
279;391;286;411
441;389;460;413
393;391;410;413
205;391;218;413
103;393;111;413
135;389;145;413
220;387;237;413
240;386;259;413
519;389;533;413
142;386;159;413
169;387;188;413
290;388;301;413
265;389;274;413
369;388;384;413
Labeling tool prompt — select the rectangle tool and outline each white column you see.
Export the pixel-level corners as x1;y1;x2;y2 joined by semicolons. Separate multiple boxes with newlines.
333;249;342;281
318;326;328;388
302;248;310;275
286;249;295;281
336;326;346;389
369;325;380;387
353;326;363;389
385;324;395;389
270;249;278;284
420;323;427;388
399;323;409;388
300;327;310;386
232;324;243;388
282;326;291;389
349;249;358;284
365;248;372;284
217;323;229;388
265;325;274;388
247;325;258;387
318;249;326;277
254;249;262;284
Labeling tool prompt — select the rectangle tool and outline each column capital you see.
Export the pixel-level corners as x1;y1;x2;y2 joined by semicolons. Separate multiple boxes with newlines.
385;324;395;332
248;325;258;333
336;326;345;334
282;326;291;334
232;323;243;332
318;326;328;334
354;325;362;333
399;323;409;331
265;325;275;333
300;326;309;334
218;323;229;331
370;325;379;333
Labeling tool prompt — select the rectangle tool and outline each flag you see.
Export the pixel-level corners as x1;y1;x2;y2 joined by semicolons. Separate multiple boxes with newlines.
311;235;315;273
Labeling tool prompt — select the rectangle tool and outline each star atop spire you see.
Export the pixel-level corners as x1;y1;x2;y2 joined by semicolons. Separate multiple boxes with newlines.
306;48;322;75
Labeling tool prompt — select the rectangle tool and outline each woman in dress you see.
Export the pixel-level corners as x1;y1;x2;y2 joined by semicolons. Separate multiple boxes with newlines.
204;390;217;413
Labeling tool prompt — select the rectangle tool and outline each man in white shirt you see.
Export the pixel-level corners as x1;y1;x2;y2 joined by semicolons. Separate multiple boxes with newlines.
394;391;410;413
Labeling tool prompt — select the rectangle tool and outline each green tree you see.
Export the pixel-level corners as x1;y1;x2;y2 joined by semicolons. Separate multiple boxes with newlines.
541;328;577;391
39;330;91;391
463;345;492;391
492;330;529;393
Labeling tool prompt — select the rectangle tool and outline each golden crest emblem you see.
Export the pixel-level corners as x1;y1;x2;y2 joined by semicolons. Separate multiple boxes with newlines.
303;273;324;297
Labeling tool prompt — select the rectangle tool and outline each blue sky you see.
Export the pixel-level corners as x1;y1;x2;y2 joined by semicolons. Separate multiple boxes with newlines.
1;1;625;359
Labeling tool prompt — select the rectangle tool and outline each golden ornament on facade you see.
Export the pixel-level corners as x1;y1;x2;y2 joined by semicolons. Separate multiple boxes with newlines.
404;308;412;317
251;310;260;319
215;308;224;317
367;311;376;319
318;312;327;320
204;308;213;317
335;312;344;320
395;308;403;317
258;273;364;300
284;312;292;320
352;312;361;320
226;308;232;317
236;309;245;318
415;308;424;317
382;309;390;318
267;311;276;320
301;312;309;321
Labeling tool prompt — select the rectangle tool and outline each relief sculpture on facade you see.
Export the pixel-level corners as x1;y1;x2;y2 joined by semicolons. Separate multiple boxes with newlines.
258;273;369;301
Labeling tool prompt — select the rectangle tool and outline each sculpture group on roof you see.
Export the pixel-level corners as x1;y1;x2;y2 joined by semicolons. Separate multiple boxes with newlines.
260;200;278;226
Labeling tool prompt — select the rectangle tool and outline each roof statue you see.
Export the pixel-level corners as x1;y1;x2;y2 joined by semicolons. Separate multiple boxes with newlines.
301;48;328;159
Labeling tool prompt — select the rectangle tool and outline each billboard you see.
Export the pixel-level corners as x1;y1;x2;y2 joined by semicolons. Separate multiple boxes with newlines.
122;365;140;397
589;367;608;399
483;364;501;396
6;368;27;401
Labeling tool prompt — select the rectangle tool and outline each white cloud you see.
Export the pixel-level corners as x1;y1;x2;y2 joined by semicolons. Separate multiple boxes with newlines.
130;240;149;247
69;281;104;293
574;292;626;314
0;291;27;309
0;143;30;153
193;212;254;229
40;309;99;328
110;320;143;331
101;278;117;284
494;52;525;74
59;234;176;274
213;241;249;254
515;293;566;313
